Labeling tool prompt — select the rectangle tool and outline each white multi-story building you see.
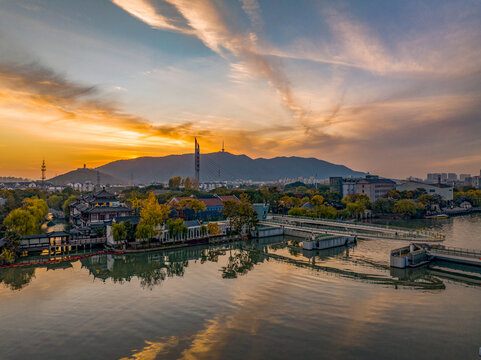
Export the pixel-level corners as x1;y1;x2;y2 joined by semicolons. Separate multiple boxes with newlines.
332;175;396;201
396;181;453;201
355;176;396;201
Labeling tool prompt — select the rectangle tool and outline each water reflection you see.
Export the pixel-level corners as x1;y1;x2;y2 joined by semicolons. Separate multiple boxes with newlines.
0;267;35;291
2;236;481;292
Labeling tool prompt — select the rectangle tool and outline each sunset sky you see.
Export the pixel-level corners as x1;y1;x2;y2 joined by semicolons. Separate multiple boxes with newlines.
0;0;480;179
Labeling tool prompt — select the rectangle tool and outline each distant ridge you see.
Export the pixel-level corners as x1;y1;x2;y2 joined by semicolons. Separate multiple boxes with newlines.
96;152;365;184
48;167;127;185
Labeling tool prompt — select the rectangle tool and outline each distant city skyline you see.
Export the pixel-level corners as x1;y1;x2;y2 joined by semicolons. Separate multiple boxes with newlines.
0;0;480;179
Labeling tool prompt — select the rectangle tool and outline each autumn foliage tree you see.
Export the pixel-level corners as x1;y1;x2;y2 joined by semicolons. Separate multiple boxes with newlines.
139;192;170;228
136;192;170;242
178;198;206;218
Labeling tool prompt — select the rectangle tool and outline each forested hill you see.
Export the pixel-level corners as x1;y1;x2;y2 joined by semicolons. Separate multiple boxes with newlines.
95;152;364;184
48;168;127;185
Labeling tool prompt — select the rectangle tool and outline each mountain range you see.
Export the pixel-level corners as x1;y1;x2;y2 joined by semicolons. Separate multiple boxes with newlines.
86;152;365;184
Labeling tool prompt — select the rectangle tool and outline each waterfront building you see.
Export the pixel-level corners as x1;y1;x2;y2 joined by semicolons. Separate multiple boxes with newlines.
69;189;133;227
396;180;453;201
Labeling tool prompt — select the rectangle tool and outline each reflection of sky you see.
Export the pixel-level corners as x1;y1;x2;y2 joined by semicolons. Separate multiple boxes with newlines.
0;241;479;360
0;0;480;178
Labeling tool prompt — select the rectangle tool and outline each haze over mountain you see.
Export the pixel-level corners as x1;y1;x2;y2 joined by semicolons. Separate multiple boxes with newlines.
48;167;127;186
96;152;365;184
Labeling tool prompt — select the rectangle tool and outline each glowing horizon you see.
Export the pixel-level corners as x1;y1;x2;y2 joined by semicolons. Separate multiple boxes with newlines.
1;0;480;179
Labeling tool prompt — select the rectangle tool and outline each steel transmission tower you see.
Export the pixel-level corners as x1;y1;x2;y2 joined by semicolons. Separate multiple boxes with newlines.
194;137;200;183
41;159;46;187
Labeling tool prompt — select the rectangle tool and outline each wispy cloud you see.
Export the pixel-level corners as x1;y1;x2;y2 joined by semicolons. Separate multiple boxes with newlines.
111;0;194;34
240;0;264;33
0;61;205;146
268;6;481;77
112;0;313;131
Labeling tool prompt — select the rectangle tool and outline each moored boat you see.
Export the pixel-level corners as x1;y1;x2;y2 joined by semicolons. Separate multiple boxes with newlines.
424;214;449;220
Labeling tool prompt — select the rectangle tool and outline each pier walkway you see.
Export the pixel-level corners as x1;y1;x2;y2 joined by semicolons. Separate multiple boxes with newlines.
427;246;481;266
391;243;481;268
262;215;444;243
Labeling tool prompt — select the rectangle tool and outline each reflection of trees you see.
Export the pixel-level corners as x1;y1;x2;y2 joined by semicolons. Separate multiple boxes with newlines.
0;267;35;291
221;248;262;279
200;249;225;264
80;248;229;289
1;238;464;292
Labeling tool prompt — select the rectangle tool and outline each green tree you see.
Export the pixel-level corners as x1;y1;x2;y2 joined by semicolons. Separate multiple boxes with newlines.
112;222;127;244
0;248;16;265
222;199;238;230
125;190;144;215
316;205;338;219
168;176;182;190
465;190;481;206
47;194;64;210
135;223;156;243
166;218;188;240
346;202;366;217
3;209;38;236
295;186;308;194
372;198;392;213
417;194;434;207
233;194;258;234
288;207;307;217
392;199;418;218
183;177;193;191
62;195;78;219
124;220;136;242
387;190;401;201
24;198;48;222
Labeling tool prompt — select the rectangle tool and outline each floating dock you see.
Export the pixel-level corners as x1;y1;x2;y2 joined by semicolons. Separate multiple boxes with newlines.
302;234;356;250
390;243;481;268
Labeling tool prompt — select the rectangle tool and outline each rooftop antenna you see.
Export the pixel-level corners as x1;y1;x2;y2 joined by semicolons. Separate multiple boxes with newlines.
41;159;46;187
222;140;224;153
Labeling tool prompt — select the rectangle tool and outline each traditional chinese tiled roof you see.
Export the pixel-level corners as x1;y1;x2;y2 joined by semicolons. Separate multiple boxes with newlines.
94;189;117;199
85;206;132;214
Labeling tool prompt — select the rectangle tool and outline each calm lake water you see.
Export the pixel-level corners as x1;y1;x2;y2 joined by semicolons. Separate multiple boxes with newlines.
1;215;481;360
